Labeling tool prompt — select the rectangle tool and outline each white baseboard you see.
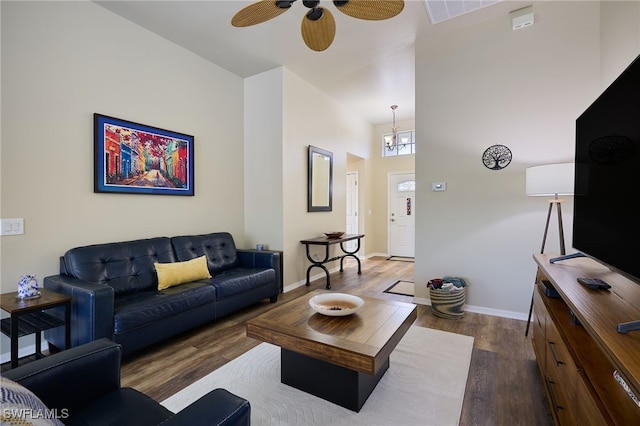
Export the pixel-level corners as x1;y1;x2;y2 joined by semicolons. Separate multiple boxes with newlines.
284;265;343;293
412;297;527;321
285;258;372;292
366;252;388;259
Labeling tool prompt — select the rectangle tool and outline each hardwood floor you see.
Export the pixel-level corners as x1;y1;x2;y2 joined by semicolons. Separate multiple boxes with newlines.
120;257;551;425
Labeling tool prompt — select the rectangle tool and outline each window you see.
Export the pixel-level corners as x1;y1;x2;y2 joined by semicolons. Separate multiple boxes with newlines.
381;130;415;157
397;180;415;192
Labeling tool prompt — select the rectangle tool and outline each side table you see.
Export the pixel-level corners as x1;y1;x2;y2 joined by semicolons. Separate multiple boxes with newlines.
300;234;364;289
1;288;71;369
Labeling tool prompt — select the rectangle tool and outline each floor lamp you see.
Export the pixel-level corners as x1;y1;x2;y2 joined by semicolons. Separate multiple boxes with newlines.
524;163;574;336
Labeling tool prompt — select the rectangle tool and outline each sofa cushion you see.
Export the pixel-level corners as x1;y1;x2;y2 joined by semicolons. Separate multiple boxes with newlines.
155;255;212;290
62;237;177;296
172;233;239;274
0;377;65;426
211;267;275;299
113;283;215;334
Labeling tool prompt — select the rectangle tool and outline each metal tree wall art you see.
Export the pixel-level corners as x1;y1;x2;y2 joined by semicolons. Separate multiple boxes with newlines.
482;144;512;170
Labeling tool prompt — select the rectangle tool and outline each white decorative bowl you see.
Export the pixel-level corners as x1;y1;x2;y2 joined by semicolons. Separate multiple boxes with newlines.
309;293;364;316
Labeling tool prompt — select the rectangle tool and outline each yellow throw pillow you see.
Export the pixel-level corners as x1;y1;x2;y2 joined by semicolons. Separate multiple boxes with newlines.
155;255;212;290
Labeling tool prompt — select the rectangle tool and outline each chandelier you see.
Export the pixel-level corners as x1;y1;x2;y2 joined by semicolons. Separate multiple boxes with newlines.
384;105;400;151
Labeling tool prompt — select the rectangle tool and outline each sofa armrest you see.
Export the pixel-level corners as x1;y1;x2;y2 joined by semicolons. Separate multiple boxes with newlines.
3;339;121;414
43;274;114;348
237;250;282;293
161;389;250;426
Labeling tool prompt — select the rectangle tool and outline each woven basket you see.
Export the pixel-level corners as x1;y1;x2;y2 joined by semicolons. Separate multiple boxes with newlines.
429;288;466;319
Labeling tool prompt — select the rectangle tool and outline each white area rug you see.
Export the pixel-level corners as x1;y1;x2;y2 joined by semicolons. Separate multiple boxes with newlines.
162;327;474;425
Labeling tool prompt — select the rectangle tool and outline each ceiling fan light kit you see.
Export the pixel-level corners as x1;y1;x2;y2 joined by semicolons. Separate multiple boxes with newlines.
232;0;405;51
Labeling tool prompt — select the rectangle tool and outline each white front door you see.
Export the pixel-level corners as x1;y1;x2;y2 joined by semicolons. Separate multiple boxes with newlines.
346;172;358;252
388;172;415;258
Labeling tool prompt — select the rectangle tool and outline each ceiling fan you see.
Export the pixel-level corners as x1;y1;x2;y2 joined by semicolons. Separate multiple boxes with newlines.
231;0;405;52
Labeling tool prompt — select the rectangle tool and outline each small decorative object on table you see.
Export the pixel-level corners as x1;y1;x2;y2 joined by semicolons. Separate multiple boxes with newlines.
427;276;467;319
324;231;345;239
17;274;40;300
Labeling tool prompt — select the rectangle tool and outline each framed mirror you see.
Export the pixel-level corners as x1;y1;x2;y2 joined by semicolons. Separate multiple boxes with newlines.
308;145;333;212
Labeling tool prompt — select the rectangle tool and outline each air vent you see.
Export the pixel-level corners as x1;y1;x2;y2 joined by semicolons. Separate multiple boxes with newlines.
423;0;502;25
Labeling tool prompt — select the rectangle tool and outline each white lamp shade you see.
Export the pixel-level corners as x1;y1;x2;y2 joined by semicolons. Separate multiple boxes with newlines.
526;163;575;196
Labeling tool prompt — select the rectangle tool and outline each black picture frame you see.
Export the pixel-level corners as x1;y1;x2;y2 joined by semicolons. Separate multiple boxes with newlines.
308;145;333;212
94;114;194;196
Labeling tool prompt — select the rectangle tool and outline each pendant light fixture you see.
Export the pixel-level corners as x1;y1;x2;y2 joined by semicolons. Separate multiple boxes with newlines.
385;105;399;151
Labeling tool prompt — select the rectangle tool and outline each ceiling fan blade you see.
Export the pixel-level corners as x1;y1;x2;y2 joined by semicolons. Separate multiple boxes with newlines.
301;7;336;52
333;0;404;21
231;1;294;27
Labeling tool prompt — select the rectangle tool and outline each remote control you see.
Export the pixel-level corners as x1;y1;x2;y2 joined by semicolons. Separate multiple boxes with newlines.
577;277;611;290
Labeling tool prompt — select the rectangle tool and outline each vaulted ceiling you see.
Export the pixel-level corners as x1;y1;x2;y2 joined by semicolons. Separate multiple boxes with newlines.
96;1;532;126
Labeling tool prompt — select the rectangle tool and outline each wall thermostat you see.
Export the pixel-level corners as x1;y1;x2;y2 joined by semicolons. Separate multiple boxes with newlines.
511;6;534;30
432;182;447;192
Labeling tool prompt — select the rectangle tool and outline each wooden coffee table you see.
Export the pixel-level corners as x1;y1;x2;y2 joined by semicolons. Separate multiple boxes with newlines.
246;290;417;411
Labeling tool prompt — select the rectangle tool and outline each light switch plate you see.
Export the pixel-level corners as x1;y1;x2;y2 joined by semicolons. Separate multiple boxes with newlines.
1;218;24;235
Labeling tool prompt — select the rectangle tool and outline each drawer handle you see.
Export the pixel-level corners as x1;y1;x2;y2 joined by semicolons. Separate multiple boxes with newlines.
548;341;564;367
547;379;564;412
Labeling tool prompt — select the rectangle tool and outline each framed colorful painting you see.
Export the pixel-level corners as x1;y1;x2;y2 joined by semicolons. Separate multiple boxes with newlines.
94;114;194;196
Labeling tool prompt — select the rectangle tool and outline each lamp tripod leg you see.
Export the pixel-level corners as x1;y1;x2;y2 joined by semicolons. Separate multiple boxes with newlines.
527;200;559;336
525;286;535;336
540;201;553;254
556;201;566;256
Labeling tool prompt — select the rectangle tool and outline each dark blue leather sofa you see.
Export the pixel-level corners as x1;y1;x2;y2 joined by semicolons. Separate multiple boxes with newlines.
44;232;281;355
4;338;250;426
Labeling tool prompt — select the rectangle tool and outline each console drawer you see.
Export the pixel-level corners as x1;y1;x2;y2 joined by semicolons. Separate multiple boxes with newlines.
575;371;611;426
545;318;577;425
546;319;577;388
546;376;575;425
532;289;547;370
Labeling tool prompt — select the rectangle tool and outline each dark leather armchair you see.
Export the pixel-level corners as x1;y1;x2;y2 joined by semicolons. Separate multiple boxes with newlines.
3;339;250;426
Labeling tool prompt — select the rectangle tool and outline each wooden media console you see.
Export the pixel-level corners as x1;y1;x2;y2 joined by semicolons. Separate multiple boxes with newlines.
532;253;640;425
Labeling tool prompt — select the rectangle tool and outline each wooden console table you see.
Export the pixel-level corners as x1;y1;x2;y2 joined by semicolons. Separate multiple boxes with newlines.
532;253;640;425
300;234;364;289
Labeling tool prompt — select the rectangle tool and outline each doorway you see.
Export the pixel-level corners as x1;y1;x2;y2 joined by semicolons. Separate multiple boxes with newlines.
346;172;358;252
388;172;415;259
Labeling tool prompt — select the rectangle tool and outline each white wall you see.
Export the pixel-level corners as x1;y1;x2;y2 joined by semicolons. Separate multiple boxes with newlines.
415;1;604;317
1;1;244;354
600;0;640;87
244;68;284;253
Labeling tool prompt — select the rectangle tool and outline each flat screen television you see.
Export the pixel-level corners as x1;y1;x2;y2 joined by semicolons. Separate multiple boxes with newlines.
571;53;640;332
